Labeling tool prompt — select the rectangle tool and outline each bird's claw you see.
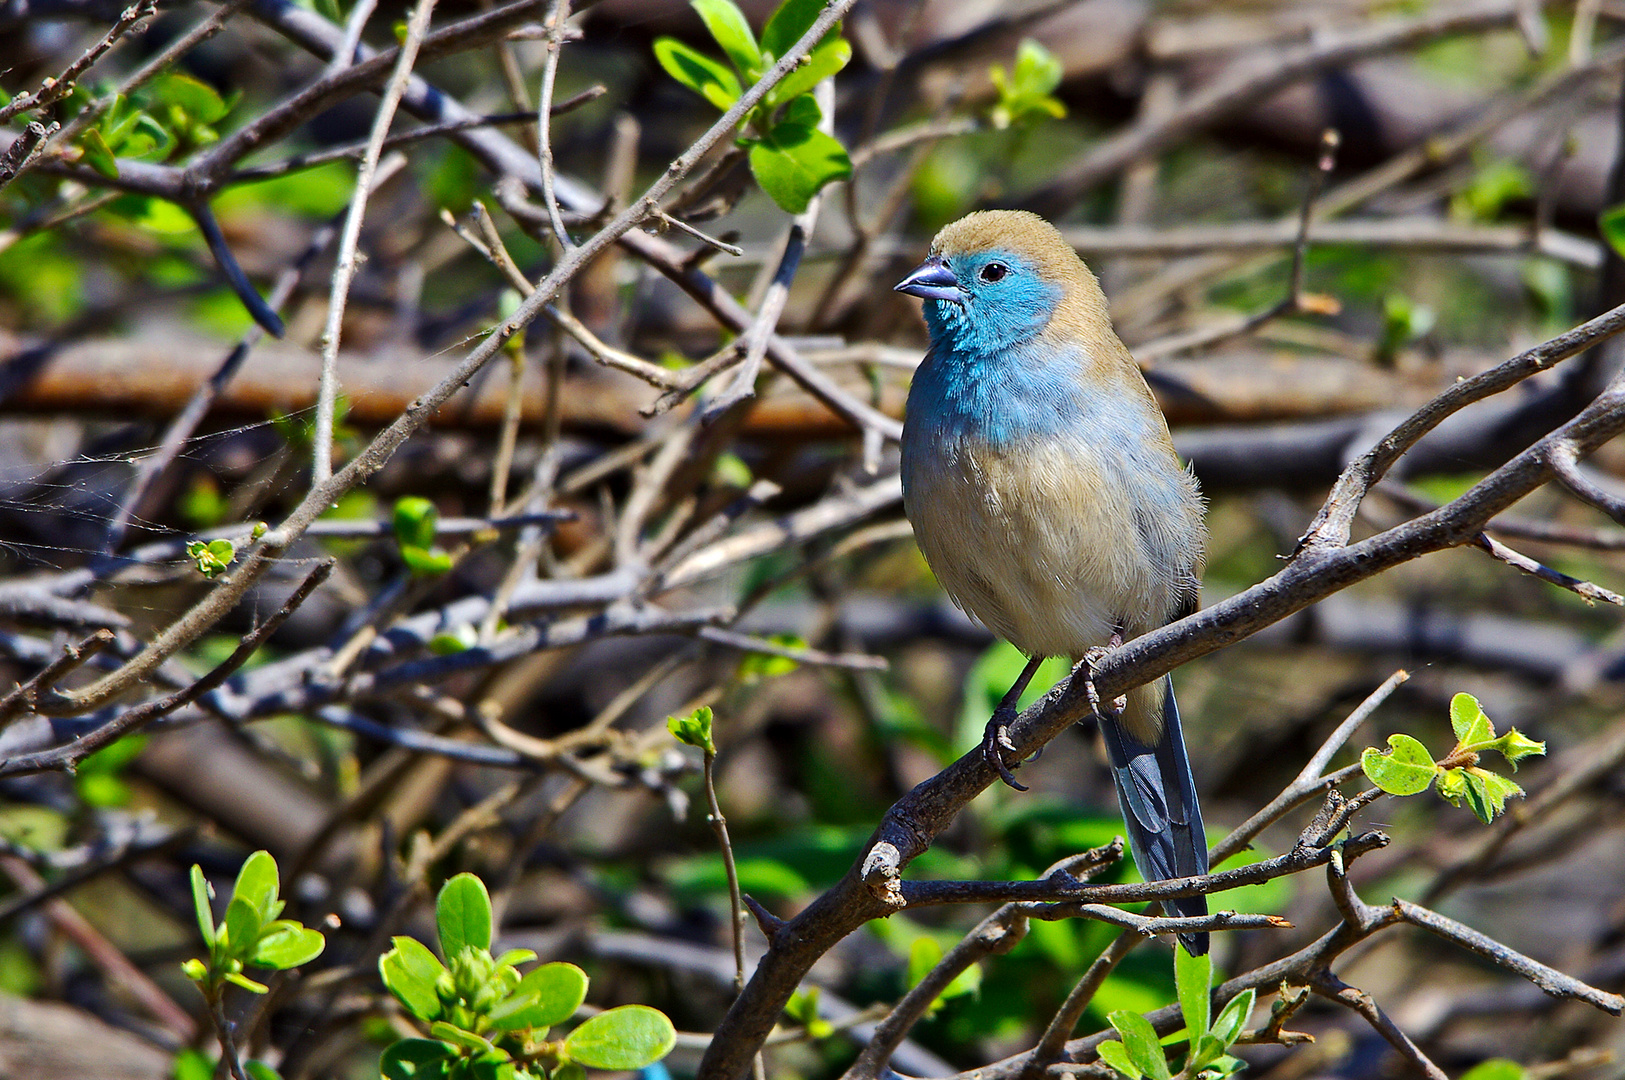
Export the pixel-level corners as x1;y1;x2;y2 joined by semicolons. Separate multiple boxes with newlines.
1082;639;1127;719
982;706;1029;791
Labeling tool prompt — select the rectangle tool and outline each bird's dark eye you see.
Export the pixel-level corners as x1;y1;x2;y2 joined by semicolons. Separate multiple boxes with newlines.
979;262;1008;283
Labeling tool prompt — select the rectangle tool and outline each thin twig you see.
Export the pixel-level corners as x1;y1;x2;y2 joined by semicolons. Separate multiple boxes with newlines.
535;0;575;249
1473;532;1625;605
313;0;438;483
0;0;156;126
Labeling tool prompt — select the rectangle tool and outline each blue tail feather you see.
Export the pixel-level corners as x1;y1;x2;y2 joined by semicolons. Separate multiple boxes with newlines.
1097;676;1209;955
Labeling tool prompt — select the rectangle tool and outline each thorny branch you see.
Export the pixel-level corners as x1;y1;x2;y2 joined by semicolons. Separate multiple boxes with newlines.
5;2;1625;1078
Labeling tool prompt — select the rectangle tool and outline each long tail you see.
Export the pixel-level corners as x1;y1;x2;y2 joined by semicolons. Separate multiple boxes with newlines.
1097;676;1209;955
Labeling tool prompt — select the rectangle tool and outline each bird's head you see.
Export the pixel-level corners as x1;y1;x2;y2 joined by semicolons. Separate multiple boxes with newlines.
894;210;1103;356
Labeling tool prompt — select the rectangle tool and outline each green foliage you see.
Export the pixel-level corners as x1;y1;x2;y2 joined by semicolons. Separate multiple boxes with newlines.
67;73;236;180
1461;1060;1528;1080
182;852;326;998
75;733;148;808
668;704;717;755
989;40;1067;129
904;935;982;1015
784;986;834;1039
1360;693;1545;823
393;496;454;577
737;633;805;681
1095;952;1252;1080
651;0;852;212
1601;201;1625;261
1451;157;1533;222
186;538;237;579
1375;293;1435;364
956;643;1071;757
378;873;675;1080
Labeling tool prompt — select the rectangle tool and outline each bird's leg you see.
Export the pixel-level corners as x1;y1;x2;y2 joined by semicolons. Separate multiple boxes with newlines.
1080;631;1128;719
983;655;1044;791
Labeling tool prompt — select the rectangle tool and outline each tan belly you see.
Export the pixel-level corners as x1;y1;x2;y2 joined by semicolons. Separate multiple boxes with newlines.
904;438;1170;659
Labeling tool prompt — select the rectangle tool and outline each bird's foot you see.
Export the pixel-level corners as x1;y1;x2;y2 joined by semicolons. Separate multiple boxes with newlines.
981;705;1029;792
1081;634;1127;719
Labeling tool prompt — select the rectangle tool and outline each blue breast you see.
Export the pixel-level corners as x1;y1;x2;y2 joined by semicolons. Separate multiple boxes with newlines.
907;336;1094;447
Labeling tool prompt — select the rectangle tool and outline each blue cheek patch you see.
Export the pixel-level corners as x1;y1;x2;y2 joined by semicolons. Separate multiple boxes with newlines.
922;253;1061;358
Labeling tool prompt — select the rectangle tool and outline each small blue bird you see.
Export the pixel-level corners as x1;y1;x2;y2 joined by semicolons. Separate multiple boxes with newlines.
895;210;1210;954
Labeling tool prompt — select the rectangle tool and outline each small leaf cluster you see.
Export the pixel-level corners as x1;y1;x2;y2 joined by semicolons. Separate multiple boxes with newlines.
988;39;1067;129
379;874;677;1080
653;0;853;212
72;73;237;179
1361;693;1545;823
1098;951;1253;1080
394;496;454;577
668;704;716;755
186;538;237;578
182;851;326;996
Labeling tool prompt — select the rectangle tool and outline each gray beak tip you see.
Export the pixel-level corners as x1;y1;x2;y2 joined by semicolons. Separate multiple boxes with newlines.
895;255;961;302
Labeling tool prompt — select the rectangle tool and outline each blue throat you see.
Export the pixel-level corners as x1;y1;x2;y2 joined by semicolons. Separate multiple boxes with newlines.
912;333;1088;446
912;257;1077;446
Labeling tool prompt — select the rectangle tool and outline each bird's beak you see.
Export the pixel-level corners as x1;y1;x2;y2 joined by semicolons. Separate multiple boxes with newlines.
894;255;960;302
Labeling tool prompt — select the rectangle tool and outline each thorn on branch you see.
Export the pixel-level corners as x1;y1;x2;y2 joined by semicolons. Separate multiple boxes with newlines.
742;894;784;939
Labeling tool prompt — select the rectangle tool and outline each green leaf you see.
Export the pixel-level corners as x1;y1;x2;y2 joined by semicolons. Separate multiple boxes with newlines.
427;625;477;654
250;924;325;969
1460;768;1524;824
1186;1033;1226;1072
907;936;941;989
1454;158;1532;222
381;936;448;1021
1485;728;1546;767
77;128;120;179
1107;1011;1170;1080
1448;692;1496;749
748;123;851;213
1173;947;1210;1045
767;37;851;105
400;544;453;577
146;73;230;125
1438;766;1468;802
989;38;1067;128
173;1049;214;1080
180;957;209;982
1461;1060;1527;1080
692;0;761;75
653;37;742;111
488;962;588;1031
760;0;827;64
190;865;216;948
187;538;237;578
668;705;716;754
1012;37;1063;97
1209;988;1254;1047
380;1039;455;1080
428;1021;495;1054
490;950;536;974
436;873;493;960
1601;202;1625;260
392;496;439;550
1095;1039;1143;1080
244;1062;282;1080
223;970;269;993
233;851;280;921
562;1005;677;1070
223;896;261;953
1360;733;1438;796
